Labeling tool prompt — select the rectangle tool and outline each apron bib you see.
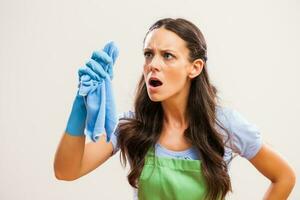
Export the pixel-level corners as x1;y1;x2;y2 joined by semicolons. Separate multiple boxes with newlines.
137;146;208;200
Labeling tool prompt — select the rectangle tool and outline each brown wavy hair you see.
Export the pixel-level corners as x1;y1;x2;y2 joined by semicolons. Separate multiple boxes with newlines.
117;18;233;200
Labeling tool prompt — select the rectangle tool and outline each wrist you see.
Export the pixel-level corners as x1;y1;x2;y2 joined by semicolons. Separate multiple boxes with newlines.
65;94;87;136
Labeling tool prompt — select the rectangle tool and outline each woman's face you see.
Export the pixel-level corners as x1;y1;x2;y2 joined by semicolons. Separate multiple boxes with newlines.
143;27;198;102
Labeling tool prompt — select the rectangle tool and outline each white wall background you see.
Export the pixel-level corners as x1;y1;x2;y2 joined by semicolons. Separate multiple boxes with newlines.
0;0;299;199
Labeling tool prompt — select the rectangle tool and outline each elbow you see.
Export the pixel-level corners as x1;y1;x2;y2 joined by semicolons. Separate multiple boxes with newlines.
53;165;79;181
54;172;65;181
275;167;297;190
287;168;297;188
54;171;79;181
281;170;296;196
283;165;297;188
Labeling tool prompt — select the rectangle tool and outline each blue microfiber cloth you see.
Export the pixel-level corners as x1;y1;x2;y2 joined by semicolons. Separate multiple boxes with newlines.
77;41;119;143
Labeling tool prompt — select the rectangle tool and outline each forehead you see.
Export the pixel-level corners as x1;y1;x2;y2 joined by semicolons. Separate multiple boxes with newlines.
143;28;188;53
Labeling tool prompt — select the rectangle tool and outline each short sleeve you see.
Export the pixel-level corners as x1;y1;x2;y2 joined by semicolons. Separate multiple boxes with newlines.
217;106;263;160
110;110;135;156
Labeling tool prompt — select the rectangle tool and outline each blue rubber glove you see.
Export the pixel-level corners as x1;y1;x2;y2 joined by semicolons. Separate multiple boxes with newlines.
65;52;104;137
78;41;119;142
65;62;101;137
65;89;87;136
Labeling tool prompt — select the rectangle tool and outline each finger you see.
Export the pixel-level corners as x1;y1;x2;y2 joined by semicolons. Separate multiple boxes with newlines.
78;66;101;81
103;41;118;79
111;47;119;65
91;50;113;68
103;41;114;56
111;43;119;65
108;68;113;80
80;74;91;82
86;59;109;79
103;41;119;65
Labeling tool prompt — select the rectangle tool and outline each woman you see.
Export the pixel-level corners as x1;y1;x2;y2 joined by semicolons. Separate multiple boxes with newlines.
54;18;296;200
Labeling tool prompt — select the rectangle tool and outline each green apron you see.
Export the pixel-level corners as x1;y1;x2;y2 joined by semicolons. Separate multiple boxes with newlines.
137;146;207;200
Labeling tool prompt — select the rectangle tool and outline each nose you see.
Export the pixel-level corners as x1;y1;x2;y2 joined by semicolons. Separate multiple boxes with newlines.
147;55;162;72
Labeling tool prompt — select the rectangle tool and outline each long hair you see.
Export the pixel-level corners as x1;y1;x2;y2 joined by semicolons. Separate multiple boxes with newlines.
117;18;233;200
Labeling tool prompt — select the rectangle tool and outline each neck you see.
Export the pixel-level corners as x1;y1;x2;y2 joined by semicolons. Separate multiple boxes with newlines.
161;82;190;129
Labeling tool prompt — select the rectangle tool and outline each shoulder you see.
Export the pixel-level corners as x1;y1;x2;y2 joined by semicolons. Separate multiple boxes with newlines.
215;105;263;160
215;105;241;124
216;105;259;133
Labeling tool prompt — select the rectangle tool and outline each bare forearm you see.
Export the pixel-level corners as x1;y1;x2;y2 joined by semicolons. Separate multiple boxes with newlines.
53;132;86;180
263;179;295;200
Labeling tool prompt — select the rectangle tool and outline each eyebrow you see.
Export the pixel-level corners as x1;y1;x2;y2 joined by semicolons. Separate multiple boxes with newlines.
143;48;177;54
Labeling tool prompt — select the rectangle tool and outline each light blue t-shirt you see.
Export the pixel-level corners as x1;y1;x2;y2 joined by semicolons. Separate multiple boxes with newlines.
110;105;263;164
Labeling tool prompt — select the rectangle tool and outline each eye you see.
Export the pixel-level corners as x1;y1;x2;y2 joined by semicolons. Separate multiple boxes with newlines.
164;52;174;60
144;51;153;58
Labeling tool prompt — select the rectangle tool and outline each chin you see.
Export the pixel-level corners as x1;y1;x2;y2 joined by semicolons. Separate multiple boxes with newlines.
147;93;164;102
148;96;162;102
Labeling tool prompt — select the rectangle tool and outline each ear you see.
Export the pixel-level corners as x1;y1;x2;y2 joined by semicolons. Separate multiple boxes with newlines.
188;58;205;79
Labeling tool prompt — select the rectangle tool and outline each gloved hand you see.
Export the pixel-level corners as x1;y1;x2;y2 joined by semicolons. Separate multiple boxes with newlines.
64;57;102;137
65;41;119;139
64;48;104;137
77;41;119;142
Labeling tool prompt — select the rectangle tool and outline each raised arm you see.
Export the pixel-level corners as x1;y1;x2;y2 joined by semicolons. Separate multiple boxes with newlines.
54;133;114;181
53;41;119;181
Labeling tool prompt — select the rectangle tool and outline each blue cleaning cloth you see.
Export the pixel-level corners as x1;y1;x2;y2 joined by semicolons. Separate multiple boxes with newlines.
77;41;119;143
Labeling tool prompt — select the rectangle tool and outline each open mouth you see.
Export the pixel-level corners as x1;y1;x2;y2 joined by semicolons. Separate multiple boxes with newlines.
149;78;163;87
